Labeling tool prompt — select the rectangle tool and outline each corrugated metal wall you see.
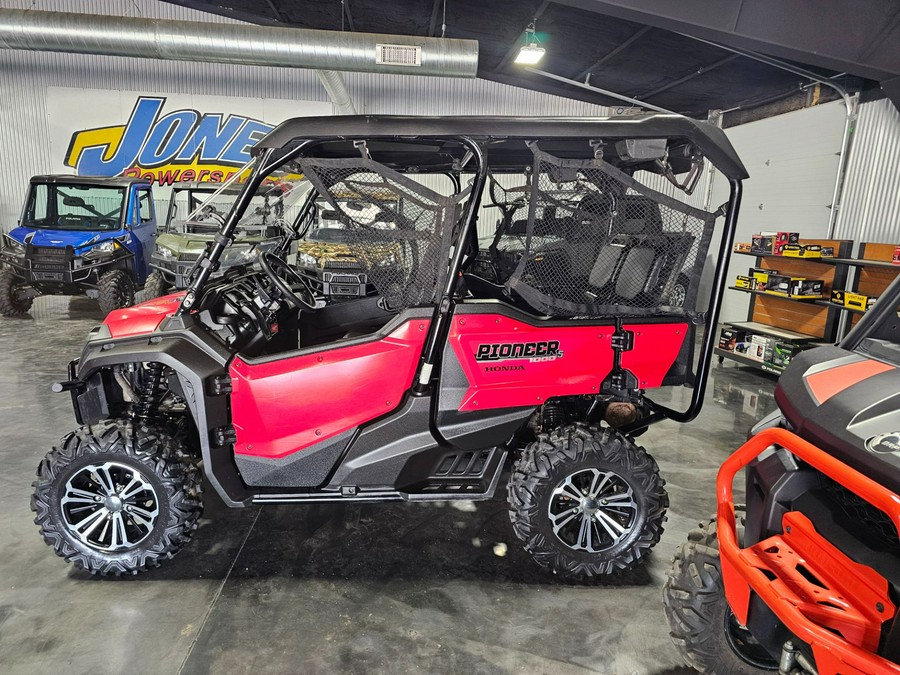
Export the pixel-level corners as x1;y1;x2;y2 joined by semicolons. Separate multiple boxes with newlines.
0;0;608;227
833;98;900;248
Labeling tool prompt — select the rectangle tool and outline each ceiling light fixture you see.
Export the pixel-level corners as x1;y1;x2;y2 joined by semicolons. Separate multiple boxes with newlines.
514;19;545;65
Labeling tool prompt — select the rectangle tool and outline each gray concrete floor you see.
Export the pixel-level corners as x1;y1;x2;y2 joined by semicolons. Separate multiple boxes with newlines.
0;295;777;674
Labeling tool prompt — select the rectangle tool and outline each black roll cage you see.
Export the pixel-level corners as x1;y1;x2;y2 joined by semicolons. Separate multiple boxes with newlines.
176;131;744;429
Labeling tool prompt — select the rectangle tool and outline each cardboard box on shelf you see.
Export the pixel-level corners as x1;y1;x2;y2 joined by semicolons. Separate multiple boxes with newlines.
718;327;747;352
893;245;900;265
782;244;823;258
750;267;776;290
765;274;805;295
735;275;755;289
821;246;835;257
830;289;876;311
771;342;801;368
746;334;775;363
751;234;774;255
734;242;753;253
771;232;800;255
789;279;825;298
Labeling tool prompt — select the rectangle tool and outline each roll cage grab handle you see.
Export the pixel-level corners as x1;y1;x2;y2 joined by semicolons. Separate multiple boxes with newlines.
176;139;741;422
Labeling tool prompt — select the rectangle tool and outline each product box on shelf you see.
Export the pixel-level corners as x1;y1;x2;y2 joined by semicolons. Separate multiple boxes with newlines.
772;231;800;254
734;242;752;253
782;244;823;259
771;342;801;368
893;245;900;265
821;246;835;257
735;275;755;290
718;327;747;352
765;274;805;295
831;289;876;311
789;279;825;298
746;334;775;363
750;267;776;290
751;234;774;255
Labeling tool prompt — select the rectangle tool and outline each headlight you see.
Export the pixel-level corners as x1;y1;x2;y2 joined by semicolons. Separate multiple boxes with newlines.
219;244;255;267
157;246;174;259
3;235;24;255
296;252;318;268
83;240;119;258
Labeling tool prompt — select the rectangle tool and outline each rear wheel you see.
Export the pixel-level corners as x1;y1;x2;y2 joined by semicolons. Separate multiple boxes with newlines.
98;269;135;315
0;267;33;316
31;420;203;576
663;511;779;673
669;273;690;308
143;271;168;299
507;424;668;580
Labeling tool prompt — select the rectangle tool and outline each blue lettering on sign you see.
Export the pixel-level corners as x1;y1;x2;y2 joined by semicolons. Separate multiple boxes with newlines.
69;96;277;176
76;97;165;175
138;110;200;168
221;120;273;164
175;113;246;163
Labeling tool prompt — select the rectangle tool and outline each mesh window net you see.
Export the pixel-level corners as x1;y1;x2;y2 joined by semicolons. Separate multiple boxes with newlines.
299;157;467;309
507;147;717;319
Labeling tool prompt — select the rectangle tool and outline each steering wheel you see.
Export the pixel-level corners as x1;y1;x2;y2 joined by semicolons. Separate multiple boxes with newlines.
257;251;317;310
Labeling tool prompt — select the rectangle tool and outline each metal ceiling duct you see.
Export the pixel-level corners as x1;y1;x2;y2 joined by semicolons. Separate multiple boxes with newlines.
0;9;478;78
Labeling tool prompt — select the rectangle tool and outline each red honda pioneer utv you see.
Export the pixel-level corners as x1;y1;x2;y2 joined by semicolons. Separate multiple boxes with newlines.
31;115;747;578
664;273;900;673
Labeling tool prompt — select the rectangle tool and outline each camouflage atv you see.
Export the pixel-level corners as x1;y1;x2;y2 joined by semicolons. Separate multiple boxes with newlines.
295;197;400;300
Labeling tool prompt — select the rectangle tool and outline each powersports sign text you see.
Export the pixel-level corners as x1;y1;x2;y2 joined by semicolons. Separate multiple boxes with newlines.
65;96;272;185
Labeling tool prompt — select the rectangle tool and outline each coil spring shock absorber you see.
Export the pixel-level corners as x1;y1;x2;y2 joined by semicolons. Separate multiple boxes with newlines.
540;401;567;432
134;362;164;419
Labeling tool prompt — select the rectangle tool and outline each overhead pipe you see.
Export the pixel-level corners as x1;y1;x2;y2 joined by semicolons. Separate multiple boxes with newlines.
316;70;357;115
0;8;478;78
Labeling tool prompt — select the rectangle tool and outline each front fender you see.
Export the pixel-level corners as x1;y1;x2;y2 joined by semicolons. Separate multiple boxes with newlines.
76;318;251;507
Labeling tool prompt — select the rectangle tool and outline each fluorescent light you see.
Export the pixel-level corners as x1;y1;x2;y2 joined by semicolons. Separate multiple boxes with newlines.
514;43;546;65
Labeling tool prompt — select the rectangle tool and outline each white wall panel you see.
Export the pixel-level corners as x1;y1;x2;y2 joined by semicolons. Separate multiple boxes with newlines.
714;100;848;323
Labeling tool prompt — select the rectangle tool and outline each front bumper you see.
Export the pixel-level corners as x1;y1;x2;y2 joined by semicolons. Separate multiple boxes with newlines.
150;254;199;289
1;245;126;290
718;428;900;675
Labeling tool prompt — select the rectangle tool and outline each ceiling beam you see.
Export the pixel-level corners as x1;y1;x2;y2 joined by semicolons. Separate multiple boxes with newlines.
552;0;900;83
574;25;651;81
635;53;739;99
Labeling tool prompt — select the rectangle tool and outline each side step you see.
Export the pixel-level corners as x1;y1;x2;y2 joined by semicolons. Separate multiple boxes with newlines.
252;449;508;505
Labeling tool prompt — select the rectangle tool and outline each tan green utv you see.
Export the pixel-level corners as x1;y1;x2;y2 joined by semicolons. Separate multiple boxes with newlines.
145;181;304;296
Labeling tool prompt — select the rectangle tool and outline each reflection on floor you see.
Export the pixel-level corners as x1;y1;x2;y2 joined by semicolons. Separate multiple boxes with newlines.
0;295;779;674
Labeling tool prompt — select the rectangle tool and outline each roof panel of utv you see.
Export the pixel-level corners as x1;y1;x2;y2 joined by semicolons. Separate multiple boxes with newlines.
255;114;748;180
29;175;150;187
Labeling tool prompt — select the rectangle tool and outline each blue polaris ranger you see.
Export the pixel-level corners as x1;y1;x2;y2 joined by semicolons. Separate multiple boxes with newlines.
0;175;158;316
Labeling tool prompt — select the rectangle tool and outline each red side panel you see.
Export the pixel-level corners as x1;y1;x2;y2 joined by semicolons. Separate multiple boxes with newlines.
805;359;895;405
620;323;688;388
103;292;185;338
230;319;429;459
448;314;687;411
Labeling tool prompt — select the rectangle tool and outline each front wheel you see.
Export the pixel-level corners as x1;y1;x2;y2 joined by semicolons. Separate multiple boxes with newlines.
0;267;33;316
98;269;135;315
143;271;169;299
507;424;668;580
663;511;779;673
31;420;203;576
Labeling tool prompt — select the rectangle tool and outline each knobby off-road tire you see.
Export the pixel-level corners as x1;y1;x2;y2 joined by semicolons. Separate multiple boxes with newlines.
507;424;668;580
97;269;135;315
142;271;169;300
31;419;203;576
663;510;779;674
0;267;32;316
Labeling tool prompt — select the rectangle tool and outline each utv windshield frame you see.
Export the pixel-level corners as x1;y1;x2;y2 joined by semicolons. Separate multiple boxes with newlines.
175;115;747;429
